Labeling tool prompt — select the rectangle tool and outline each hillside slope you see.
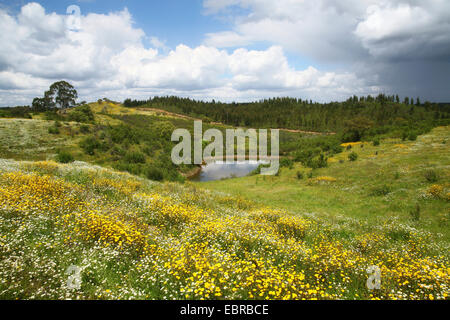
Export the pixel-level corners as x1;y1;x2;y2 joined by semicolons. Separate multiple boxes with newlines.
0;158;448;299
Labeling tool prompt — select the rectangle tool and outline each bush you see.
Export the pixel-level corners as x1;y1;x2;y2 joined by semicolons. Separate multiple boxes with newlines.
402;130;418;141
280;158;294;169
408;132;417;141
110;146;125;157
108;125;139;144
372;139;380;146
79;124;90;134
68;105;95;123
250;163;271;175
79;136;101;155
145;166;163;181
424;169;439;182
0;106;32;119
56;151;74;163
330;144;343;154
307;153;328;169
44;110;64;121
296;171;304;180
124;151;146;164
348;152;358;161
401;131;408;141
48;126;59;134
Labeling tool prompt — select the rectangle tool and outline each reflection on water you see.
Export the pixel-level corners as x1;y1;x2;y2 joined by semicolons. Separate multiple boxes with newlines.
189;160;268;182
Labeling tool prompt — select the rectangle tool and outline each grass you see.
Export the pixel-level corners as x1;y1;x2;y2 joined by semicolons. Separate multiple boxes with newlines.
0;118;84;161
0;106;448;300
0;159;448;300
199;126;450;241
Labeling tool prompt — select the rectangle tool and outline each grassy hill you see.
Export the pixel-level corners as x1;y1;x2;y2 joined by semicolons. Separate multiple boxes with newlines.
202;126;450;241
0;102;449;300
0;158;448;299
0;102;306;181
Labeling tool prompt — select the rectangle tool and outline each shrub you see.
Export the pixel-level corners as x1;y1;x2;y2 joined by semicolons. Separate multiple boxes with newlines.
373;139;380;146
296;171;304;180
110;146;125;157
402;130;418;141
330;144;343;155
348;152;358;161
124;151;146;164
79;124;90;133
0;106;32;118
401;131;408;141
56;151;74;163
408;132;417;141
44;110;64;121
145;166;163;181
79;136;101;155
68;105;95;123
250;163;271;175
48;126;59;134
307;153;328;169
424;169;438;183
280;158;294;169
108;125;139;144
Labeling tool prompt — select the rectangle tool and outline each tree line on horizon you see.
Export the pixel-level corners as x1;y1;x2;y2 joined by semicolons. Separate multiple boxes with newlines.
124;94;450;134
1;79;449;142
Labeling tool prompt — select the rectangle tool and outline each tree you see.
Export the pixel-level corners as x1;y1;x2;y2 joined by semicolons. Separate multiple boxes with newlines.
416;97;421;106
31;97;50;112
45;81;78;109
342;116;374;142
348;152;358;161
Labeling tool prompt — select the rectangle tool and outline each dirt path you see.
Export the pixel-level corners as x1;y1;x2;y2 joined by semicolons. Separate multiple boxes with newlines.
136;107;198;121
135;107;335;135
276;128;336;135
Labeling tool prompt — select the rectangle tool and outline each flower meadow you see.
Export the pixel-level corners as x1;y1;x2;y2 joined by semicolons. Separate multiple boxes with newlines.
0;159;448;300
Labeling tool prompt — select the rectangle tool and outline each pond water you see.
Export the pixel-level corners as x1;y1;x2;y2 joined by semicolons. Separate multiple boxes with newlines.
189;160;268;182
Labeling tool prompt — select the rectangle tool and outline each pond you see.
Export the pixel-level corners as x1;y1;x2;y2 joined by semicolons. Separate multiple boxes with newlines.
189;160;269;182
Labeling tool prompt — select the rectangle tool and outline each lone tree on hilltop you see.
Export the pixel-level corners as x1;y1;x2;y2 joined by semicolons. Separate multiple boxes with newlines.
44;81;78;109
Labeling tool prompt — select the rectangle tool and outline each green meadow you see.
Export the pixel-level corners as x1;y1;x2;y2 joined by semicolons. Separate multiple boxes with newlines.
0;98;449;300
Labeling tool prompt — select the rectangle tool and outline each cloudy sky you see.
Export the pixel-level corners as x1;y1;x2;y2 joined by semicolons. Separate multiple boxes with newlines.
0;0;449;106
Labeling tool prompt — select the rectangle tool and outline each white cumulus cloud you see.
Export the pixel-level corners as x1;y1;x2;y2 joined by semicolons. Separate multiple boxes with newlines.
0;2;396;106
203;0;450;101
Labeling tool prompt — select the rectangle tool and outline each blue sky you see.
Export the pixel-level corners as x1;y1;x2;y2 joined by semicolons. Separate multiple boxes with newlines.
0;0;449;106
1;0;224;48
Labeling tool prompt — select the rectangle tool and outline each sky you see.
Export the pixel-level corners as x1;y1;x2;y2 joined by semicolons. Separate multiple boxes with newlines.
0;0;449;106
